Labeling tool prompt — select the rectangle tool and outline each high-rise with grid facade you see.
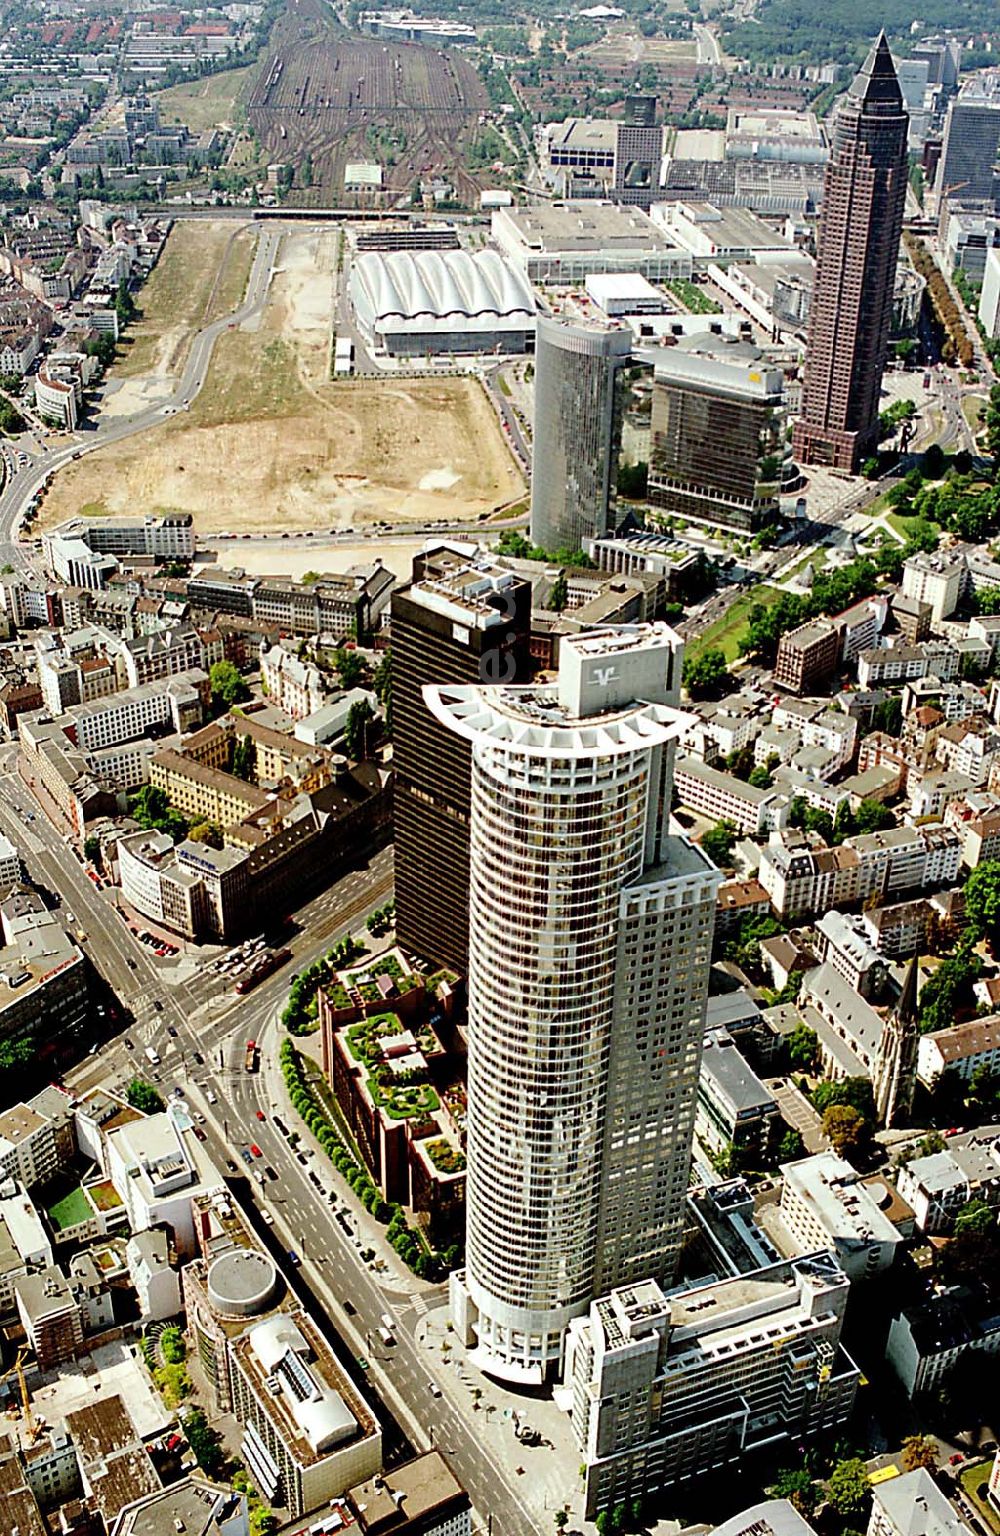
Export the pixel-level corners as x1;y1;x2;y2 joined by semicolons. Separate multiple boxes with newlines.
391;546;531;975
613;95;663;209
427;626;720;1384
793;33;909;473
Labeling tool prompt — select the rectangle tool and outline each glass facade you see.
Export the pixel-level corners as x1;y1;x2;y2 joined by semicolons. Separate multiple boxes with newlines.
529;316;632;555
648;372;783;533
429;634;719;1380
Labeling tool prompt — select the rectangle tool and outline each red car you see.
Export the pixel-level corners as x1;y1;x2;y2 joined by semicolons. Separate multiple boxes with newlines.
250;1144;263;1158
950;1454;964;1465
256;1109;266;1121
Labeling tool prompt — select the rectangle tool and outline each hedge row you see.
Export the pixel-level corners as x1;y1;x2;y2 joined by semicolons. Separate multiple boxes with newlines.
279;1039;447;1281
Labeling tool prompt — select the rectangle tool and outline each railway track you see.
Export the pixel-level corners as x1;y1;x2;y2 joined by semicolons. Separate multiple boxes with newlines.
247;28;488;204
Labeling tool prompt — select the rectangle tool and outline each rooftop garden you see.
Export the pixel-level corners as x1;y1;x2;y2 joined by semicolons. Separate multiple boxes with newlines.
422;1138;466;1175
46;1185;92;1230
349;952;417;1003
370;1077;440;1121
346;1011;439;1065
88;1180;124;1213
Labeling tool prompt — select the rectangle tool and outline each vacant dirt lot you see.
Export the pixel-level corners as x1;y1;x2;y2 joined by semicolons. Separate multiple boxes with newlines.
41;227;523;534
112;220;256;388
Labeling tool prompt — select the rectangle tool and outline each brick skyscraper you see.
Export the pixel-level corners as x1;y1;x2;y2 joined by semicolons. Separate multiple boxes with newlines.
793;33;909;474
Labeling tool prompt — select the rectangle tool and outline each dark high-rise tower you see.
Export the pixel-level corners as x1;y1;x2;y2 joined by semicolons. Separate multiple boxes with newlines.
391;546;531;974
793;33;909;474
613;95;662;209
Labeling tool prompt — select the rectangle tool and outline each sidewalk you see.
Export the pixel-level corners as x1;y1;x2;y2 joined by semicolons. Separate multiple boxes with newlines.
414;1305;588;1534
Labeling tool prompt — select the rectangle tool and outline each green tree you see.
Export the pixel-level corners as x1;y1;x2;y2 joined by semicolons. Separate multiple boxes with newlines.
803;806;834;843
832;799;855;844
334;647;365;687
748;764;771;788
954;1197;995;1236
683;647;729;700
131;783;187;842
827;1458;871;1522
770;1467;819;1515
788;1022;818;1071
132;784;168;825
813;1076;875;1121
0;399;25;435
0;1036;35;1085
854;798;895;834
822;1104;866;1157
554;1512;569;1532
209;659;248;710
617;460;648;498
345;698;375;760
701;820;737;868
84;835;102;864
778;1128;805;1162
231;734;257;782
901;1435;938;1472
964;859;1000;946
181;1408;226;1479
160;1325;187;1364
188;820;223;849
918;945;981;1034
548;572;569;612
126;1078;165;1114
725;912;781;975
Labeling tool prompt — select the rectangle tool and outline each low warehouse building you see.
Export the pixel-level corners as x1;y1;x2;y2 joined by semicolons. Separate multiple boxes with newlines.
349;247;536;356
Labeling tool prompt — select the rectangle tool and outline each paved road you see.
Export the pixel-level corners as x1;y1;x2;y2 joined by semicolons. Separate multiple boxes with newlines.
32;803;542;1535
694;23;723;65
0;223;280;573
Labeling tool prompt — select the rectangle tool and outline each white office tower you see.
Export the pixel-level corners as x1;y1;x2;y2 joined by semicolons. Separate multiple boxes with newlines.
425;626;721;1383
566;1256;859;1519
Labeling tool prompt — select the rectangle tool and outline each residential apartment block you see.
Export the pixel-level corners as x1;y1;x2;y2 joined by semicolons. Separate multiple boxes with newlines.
917;1015;1000;1087
674;757;784;835
758;823;961;921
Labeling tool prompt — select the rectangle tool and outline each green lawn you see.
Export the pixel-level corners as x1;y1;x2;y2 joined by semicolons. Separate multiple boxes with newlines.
886;510;942;542
963;395;986;436
47;1186;92;1230
686;584;783;665
154;62;259;132
960;1462;1000;1534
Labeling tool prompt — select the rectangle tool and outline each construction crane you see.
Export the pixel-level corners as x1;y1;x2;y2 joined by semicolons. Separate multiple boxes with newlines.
0;1349;39;1441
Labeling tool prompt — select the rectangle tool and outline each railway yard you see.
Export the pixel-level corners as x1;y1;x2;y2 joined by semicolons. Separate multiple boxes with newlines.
247;0;491;205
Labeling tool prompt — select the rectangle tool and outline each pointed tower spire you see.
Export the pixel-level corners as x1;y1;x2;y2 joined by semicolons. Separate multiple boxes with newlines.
851;29;904;108
895;955;919;1027
874;958;920;1129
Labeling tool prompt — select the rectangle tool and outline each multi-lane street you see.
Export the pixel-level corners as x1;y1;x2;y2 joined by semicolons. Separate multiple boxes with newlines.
8;790;542;1534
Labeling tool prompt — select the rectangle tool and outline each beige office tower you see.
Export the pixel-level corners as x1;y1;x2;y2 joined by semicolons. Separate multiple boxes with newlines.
425;626;720;1384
